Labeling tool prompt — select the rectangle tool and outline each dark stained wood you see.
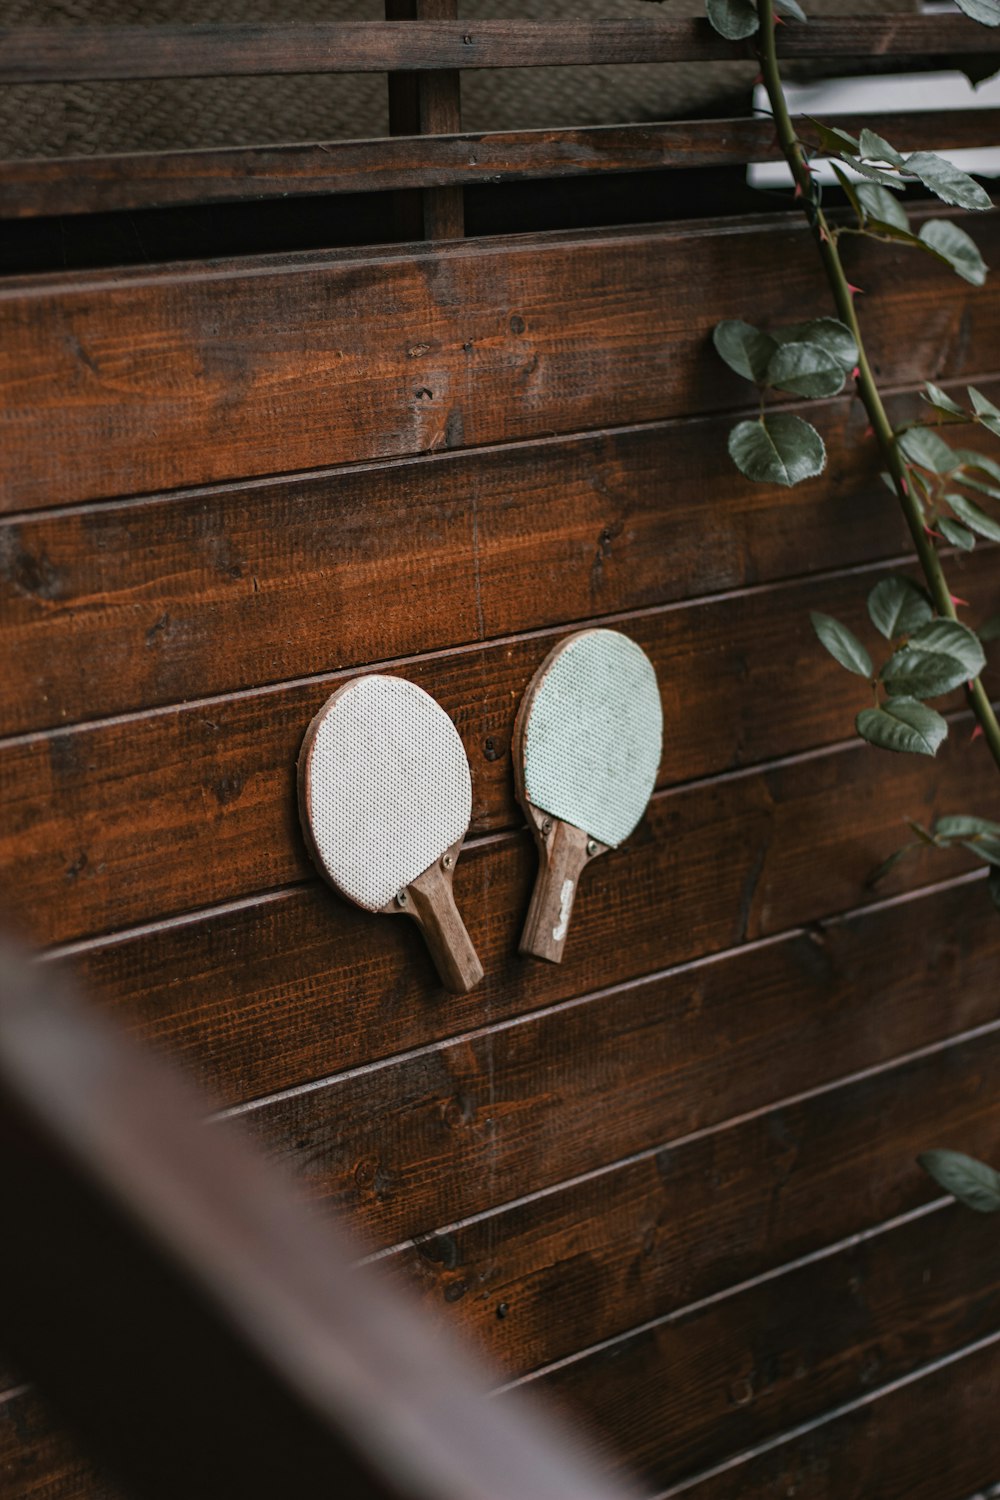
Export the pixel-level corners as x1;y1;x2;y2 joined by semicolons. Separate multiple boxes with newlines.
7;380;954;733
519;1206;1000;1492
387;0;464;242
4;110;998;220
4;562;999;945
56;811;1000;1121
673;1331;1000;1500
3;208;999;511
0;948;635;1500
230;893;1000;1253
0;17;991;82
33;731;1000;1098
380;1018;1000;1381
0;1389;122;1500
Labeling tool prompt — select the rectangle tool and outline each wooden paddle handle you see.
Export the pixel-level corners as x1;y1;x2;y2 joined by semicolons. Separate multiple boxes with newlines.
402;850;484;994
520;814;605;964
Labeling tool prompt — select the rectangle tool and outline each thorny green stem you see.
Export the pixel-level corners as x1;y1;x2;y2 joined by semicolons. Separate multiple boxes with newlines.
758;0;1000;776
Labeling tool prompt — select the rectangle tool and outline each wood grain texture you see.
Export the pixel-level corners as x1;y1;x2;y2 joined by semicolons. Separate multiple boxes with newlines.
229;896;1000;1253
0;1388;122;1500
4;110;998;220
0;16;991;82
43;746;1000;1112
519;1206;1000;1493
673;1332;1000;1500
378;1016;1000;1380
2;207;998;511
5;379;948;734
4;547;998;946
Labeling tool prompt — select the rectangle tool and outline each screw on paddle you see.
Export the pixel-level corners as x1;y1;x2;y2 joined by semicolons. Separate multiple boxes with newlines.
298;675;484;993
513;629;662;964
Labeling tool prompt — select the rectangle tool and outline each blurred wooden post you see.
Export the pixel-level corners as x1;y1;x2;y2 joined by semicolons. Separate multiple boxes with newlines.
386;0;464;240
0;942;636;1500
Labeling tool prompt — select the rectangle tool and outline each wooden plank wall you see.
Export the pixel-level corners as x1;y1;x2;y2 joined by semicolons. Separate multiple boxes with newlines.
3;106;1000;1500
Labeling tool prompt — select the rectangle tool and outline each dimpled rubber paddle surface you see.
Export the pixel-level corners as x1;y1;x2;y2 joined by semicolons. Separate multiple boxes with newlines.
302;675;472;912
522;630;662;848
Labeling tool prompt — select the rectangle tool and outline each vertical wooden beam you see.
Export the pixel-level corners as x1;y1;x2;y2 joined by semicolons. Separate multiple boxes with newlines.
386;0;464;240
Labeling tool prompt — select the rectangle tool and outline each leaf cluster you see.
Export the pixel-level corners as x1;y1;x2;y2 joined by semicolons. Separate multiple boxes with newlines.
811;575;986;757
808;126;993;287
714;316;858;484
895;393;1000;553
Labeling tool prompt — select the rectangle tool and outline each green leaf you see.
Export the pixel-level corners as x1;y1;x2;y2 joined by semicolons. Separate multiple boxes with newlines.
935;813;1000;841
839;157;907;191
954;0;1000;25
905;152;993;212
866;576;933;640
969;385;1000;437
898;425;959;474
957;471;1000;500
859;129;906;169
938;517;977;551
765;340;847;398
713;320;776;384
956;449;1000;486
807;119;860;157
968;835;1000;865
854;181;909;231
918;1149;1000;1213
918;219;989;288
728;415;826;487
810;611;872;677
705;0;758;38
909;620;986;676
922;382;967;419
947;491;1000;542
883;618;986;698
770;318;858;374
774;0;807;17
856;697;948;757
831;161;865;223
979;615;1000;641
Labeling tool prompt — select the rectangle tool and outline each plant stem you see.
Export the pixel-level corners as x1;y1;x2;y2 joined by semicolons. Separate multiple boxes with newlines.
757;0;1000;775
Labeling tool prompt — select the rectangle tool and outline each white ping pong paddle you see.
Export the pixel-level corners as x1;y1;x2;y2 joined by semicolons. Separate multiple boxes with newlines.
513;629;662;964
298;675;484;993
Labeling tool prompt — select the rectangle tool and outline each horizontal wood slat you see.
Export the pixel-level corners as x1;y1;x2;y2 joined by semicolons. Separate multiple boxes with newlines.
227;884;1000;1254
5;552;1000;946
4;110;999;220
522;1207;1000;1492
3;208;998;511
13;362;996;736
55;841;1000;1125
673;1331;1000;1500
381;1018;1000;1380
0;17;991;84
5;376;949;733
28;717;999;1064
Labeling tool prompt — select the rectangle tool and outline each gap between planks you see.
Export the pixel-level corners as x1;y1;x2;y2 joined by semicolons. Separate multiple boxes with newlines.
651;1327;1000;1499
